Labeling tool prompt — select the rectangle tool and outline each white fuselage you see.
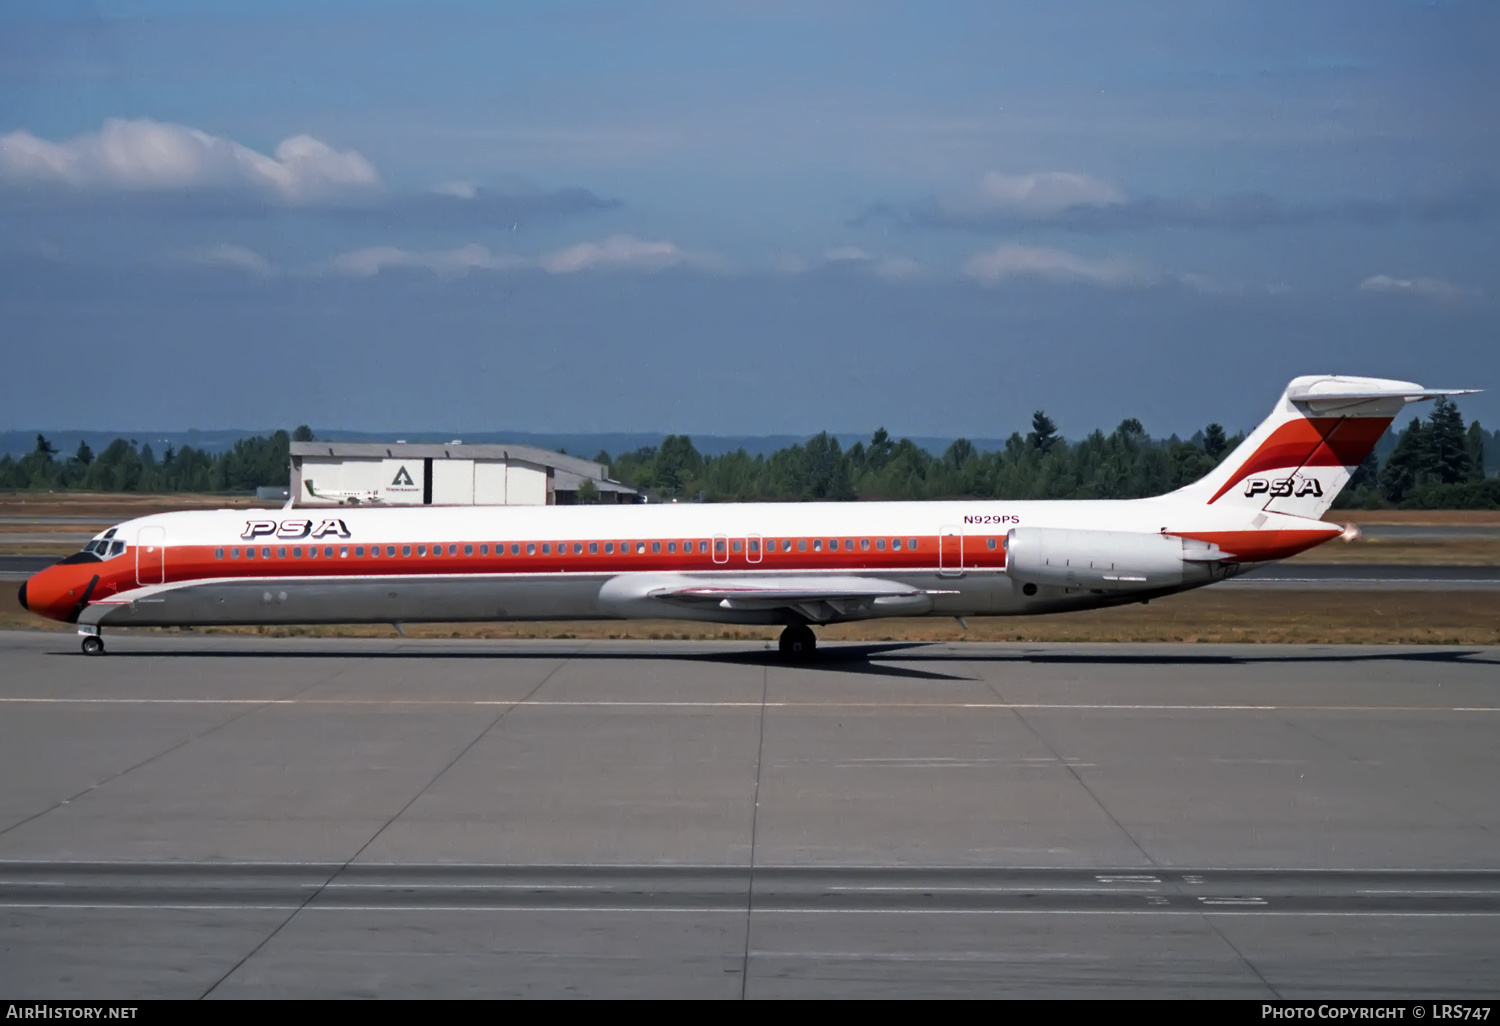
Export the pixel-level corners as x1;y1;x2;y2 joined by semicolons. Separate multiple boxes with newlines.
33;495;1333;631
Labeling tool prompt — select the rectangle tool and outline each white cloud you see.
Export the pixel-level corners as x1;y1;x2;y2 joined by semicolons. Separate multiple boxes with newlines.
0;118;378;202
943;171;1123;218
824;246;873;265
188;244;275;276
331;243;522;277
329;235;711;277
1358;274;1479;302
433;181;478;199
821;246;926;281
963;243;1146;287
538;234;702;273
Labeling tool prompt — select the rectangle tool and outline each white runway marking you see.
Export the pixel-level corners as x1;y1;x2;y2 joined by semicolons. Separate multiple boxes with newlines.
1;903;1497;917
1357;889;1500;895
0;698;1494;712
4;860;1495;872
823;885;1158;893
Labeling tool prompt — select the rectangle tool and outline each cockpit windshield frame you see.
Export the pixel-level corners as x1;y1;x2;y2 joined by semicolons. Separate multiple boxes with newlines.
61;527;126;564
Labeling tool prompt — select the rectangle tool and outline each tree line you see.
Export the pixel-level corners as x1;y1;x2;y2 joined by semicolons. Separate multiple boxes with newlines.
596;398;1494;509
2;404;1494;508
1359;398;1493;509
0;426;313;494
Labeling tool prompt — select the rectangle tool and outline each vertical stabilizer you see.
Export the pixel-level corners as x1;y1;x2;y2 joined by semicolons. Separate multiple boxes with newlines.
1174;375;1476;522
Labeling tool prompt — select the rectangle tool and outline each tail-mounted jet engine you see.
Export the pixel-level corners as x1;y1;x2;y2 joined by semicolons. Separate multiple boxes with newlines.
1005;527;1234;592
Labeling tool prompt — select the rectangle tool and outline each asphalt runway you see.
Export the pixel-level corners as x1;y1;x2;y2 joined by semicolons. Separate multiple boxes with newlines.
1;632;1497;998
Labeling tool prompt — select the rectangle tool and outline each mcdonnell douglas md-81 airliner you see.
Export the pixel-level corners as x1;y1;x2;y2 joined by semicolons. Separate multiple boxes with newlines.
18;376;1475;658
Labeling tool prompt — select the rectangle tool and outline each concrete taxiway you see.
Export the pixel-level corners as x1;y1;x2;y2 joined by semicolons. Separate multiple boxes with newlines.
0;631;1497;998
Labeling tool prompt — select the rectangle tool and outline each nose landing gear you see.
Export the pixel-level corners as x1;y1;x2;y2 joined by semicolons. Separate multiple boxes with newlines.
778;624;817;661
79;626;105;656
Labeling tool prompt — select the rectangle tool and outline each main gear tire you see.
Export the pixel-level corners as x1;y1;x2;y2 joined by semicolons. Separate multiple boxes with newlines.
777;624;817;661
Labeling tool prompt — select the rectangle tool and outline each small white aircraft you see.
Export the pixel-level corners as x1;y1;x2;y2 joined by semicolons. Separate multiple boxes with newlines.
302;479;384;506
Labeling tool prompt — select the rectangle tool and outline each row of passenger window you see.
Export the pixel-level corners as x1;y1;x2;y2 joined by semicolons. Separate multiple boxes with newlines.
213;537;994;561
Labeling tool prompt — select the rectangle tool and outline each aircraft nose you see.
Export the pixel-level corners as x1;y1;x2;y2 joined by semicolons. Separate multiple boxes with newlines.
16;581;26;611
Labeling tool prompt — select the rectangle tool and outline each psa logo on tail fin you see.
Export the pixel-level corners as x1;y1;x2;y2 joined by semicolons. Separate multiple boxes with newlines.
1244;477;1324;499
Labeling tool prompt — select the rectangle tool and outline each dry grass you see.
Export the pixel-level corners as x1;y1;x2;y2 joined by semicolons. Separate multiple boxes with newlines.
5;586;1497;646
0;492;261;518
1285;538;1500;565
1333;510;1500;526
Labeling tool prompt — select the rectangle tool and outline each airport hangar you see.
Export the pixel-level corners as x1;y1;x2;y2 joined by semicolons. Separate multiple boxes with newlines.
289;440;641;507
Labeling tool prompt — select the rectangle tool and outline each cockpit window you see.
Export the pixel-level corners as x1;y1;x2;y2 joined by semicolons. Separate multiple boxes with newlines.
63;529;126;564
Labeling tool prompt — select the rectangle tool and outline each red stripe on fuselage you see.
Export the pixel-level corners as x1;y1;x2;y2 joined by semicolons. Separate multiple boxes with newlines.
1176;527;1340;562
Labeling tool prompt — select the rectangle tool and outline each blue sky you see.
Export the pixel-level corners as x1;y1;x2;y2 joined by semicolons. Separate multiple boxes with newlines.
2;1;1496;439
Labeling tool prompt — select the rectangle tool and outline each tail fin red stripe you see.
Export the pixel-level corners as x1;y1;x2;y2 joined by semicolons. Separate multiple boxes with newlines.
1207;418;1339;503
1302;416;1392;469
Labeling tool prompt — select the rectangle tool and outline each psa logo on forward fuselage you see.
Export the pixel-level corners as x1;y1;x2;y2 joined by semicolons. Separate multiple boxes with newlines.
1244;477;1323;498
242;518;351;540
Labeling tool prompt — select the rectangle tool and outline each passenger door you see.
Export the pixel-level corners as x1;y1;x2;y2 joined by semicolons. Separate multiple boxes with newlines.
136;526;165;586
938;524;963;577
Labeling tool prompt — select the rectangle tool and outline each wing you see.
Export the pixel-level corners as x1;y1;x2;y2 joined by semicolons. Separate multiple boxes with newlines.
640;575;958;622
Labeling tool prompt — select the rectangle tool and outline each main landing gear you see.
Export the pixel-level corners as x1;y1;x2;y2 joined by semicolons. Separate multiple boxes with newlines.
79;627;105;656
778;624;817;661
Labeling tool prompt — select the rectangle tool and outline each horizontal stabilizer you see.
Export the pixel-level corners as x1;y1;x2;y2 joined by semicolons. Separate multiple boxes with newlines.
1287;381;1480;411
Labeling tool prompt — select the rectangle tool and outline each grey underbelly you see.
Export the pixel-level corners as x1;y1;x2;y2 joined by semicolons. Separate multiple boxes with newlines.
82;569;1204;628
87;574;613;627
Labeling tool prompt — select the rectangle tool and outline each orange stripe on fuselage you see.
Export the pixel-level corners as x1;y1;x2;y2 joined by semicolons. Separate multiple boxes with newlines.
21;533;1008;622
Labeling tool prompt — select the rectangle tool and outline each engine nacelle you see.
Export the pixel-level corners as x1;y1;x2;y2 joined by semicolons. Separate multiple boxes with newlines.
1005;527;1223;592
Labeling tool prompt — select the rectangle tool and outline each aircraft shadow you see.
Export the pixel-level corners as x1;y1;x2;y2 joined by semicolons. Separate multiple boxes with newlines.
54;639;1500;677
80;641;972;681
